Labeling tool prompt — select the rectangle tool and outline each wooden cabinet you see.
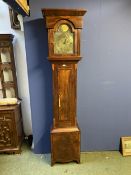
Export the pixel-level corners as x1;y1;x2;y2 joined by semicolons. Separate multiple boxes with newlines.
0;34;18;98
42;9;86;165
0;103;23;153
0;34;23;153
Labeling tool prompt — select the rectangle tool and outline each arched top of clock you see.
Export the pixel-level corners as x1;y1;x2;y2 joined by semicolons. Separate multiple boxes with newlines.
53;20;75;33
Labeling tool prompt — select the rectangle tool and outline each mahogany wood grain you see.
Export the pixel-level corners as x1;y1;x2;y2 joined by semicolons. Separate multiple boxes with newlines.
42;8;86;166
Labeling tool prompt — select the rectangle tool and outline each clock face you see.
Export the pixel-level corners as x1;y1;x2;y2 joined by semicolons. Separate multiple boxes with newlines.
54;24;74;54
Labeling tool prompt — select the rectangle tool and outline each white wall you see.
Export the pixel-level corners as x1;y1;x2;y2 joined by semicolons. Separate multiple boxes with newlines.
0;0;32;135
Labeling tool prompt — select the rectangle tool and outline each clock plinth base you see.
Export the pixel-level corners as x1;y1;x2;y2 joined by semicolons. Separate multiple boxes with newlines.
51;127;80;166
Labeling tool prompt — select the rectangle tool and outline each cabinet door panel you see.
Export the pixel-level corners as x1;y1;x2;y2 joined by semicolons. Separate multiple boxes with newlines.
0;112;16;148
58;68;71;121
0;35;18;98
53;63;76;127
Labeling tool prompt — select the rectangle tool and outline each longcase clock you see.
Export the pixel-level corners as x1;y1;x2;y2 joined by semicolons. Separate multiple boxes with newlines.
42;8;86;166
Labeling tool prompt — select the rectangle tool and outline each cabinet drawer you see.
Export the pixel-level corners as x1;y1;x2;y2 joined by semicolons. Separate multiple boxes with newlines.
0;111;14;120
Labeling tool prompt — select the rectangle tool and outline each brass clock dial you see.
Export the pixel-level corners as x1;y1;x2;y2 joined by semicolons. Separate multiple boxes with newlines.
54;24;74;54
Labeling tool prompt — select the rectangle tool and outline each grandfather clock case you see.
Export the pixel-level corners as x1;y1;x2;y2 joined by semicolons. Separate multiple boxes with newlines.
42;9;86;166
